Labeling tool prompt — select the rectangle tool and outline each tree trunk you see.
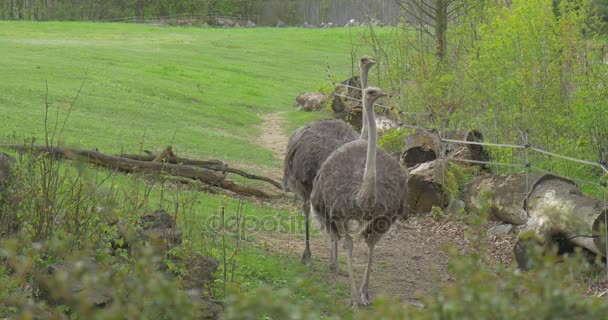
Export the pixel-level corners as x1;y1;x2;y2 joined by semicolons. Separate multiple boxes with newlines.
513;177;607;268
435;0;446;60
465;172;608;267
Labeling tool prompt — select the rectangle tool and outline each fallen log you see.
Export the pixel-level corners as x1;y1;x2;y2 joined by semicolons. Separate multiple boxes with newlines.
521;177;604;254
464;171;607;267
444;130;490;165
1;144;272;198
401;129;441;168
400;129;489;168
406;159;446;215
465;173;570;225
513;177;607;268
118;153;282;190
119;153;224;166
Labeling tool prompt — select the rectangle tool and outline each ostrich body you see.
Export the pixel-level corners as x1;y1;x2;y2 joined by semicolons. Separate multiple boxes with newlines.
283;120;356;268
310;87;408;306
283;56;376;268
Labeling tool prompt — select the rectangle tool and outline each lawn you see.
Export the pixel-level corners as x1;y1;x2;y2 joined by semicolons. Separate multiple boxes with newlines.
0;21;370;168
0;21;390;316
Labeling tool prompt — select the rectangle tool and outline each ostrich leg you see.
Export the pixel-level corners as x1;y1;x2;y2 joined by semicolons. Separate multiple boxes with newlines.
360;234;381;306
343;234;360;306
301;200;312;265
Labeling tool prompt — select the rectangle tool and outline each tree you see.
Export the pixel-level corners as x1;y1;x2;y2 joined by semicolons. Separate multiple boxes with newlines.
393;0;470;60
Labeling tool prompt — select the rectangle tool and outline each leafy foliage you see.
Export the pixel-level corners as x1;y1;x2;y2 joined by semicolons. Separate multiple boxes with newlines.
373;0;608;185
378;127;413;153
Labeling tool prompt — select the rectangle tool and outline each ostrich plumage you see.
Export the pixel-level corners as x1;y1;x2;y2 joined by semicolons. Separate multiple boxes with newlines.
282;56;376;268
310;87;408;306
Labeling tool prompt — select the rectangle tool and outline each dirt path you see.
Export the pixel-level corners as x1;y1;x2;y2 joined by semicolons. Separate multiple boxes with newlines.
251;113;517;305
258;112;288;161
258;216;516;306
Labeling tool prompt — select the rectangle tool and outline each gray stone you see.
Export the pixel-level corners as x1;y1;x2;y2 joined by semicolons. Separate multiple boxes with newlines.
445;199;465;215
488;224;514;235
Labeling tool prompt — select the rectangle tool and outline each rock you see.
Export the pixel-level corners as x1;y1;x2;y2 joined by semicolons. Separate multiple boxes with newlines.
36;258;112;308
302;21;316;28
246;20;256;28
276;20;288;28
488;224;513;235
295;92;328;112
186;290;223;320
445;199;466;215
164;253;219;290
114;209;182;252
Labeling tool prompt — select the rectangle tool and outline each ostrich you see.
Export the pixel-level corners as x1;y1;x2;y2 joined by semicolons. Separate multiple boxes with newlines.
358;56;374;140
310;87;408;306
283;56;376;268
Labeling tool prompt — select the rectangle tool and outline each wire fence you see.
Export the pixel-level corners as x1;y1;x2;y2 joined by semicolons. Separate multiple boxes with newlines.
329;75;608;180
328;73;608;278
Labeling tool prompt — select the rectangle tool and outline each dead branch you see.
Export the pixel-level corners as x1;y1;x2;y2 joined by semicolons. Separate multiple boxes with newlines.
118;153;283;190
1;144;272;198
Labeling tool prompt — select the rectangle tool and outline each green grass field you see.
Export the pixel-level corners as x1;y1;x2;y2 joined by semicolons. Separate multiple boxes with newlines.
0;21;389;316
0;21;371;168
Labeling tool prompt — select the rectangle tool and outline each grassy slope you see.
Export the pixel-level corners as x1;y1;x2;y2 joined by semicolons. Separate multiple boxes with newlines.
0;21;357;167
0;21;384;315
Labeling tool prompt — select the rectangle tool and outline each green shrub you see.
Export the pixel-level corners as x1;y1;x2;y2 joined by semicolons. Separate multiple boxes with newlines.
378;127;413;154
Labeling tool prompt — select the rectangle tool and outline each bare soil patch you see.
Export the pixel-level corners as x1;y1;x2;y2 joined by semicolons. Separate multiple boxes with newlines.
257;216;516;305
257;112;288;161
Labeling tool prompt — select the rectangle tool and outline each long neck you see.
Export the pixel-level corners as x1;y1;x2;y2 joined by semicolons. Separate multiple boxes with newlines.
359;66;371;140
358;96;378;208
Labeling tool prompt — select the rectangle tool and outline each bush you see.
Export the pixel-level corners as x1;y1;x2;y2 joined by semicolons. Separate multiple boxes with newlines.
378;127;413;154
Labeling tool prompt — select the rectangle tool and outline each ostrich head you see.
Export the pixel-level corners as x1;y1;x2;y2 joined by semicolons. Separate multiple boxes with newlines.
359;56;376;73
363;87;387;104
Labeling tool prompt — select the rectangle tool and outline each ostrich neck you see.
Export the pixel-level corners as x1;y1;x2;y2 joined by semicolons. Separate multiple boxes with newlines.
359;95;378;208
359;67;371;140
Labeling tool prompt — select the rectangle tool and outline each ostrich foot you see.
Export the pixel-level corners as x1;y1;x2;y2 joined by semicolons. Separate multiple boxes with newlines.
360;291;371;306
349;291;360;308
301;248;312;266
329;263;349;276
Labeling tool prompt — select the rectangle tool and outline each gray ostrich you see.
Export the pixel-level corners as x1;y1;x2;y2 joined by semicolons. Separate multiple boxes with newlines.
358;56;374;140
283;56;376;268
310;87;408;306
